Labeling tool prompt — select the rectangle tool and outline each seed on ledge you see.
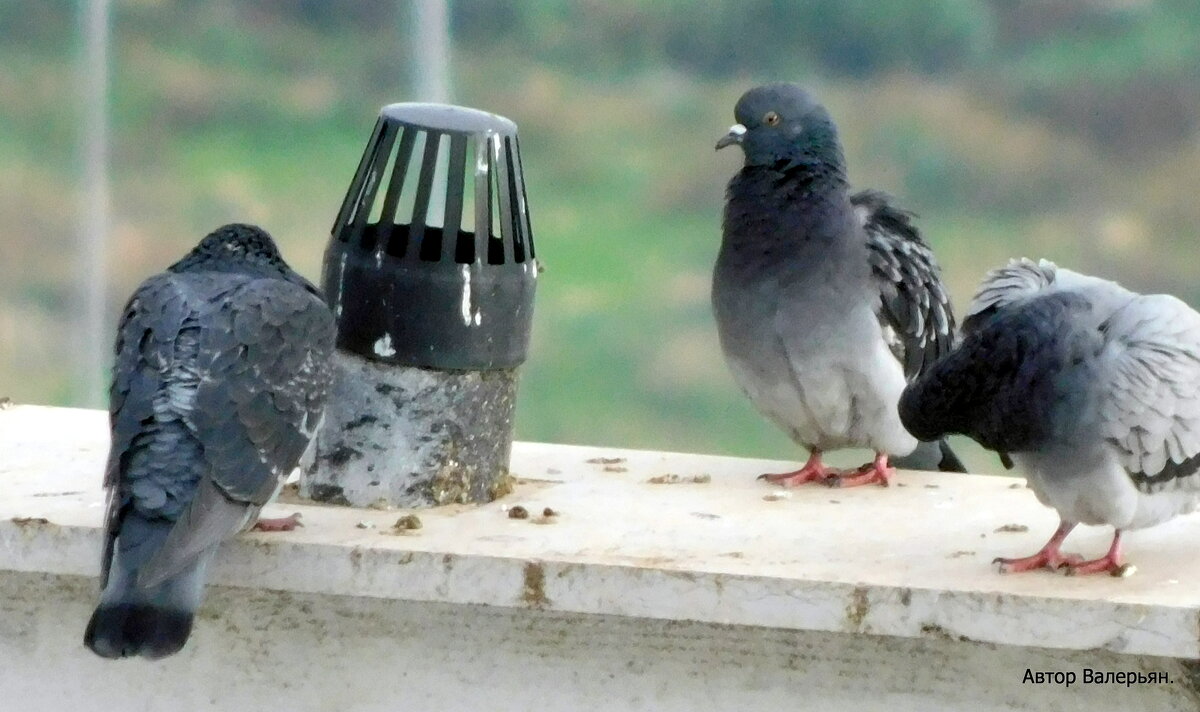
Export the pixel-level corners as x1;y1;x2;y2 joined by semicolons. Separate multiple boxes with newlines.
393;514;423;531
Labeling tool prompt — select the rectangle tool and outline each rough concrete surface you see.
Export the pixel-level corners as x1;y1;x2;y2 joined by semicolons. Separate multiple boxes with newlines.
304;350;519;507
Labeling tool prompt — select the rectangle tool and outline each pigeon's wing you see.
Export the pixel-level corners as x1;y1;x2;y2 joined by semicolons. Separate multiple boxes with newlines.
106;275;195;486
99;273;197;588
137;277;335;586
962;258;1057;333
188;278;334;503
852;190;956;380
1098;294;1200;492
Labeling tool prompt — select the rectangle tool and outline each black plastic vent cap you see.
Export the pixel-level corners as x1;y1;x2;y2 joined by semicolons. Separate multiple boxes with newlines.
323;103;538;370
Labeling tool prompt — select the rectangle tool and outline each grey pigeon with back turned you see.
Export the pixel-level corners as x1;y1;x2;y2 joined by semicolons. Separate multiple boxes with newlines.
713;83;963;487
900;259;1200;575
84;224;335;658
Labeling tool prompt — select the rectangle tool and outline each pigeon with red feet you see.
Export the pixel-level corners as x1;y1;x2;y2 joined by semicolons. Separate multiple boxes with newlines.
900;258;1200;576
84;224;335;659
713;83;964;488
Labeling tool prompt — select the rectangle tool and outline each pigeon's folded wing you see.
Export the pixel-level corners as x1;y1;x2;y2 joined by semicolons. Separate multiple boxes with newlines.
1098;294;1200;491
853;190;956;380
138;277;335;586
100;274;197;588
106;275;195;487
188;278;334;503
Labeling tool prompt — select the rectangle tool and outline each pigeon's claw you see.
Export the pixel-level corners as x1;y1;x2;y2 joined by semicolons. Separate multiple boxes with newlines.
994;550;1084;574
758;450;840;486
1062;531;1134;577
827;453;894;488
758;468;839;486
252;512;304;532
1064;557;1132;577
994;521;1083;573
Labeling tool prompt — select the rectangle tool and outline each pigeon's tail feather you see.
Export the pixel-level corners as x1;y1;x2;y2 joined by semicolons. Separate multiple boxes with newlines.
84;514;212;660
84;601;196;660
892;439;967;473
936;439;967;473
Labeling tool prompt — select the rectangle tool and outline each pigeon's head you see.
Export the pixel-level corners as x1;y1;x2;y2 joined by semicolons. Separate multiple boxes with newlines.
171;223;290;275
716;84;843;171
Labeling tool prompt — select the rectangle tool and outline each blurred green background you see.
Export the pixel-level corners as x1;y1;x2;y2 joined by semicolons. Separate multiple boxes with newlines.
3;1;1200;473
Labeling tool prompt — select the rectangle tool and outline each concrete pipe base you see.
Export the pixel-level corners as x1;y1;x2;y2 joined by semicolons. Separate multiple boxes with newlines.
303;349;519;507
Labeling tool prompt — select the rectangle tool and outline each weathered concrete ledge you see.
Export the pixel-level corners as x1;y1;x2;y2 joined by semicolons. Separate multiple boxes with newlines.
3;405;1200;710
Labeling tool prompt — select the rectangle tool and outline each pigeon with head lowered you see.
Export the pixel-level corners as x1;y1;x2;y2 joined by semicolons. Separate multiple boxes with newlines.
84;224;335;658
713;83;964;487
900;259;1200;575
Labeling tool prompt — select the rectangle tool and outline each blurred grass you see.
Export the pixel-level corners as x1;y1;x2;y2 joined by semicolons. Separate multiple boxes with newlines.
2;3;1199;477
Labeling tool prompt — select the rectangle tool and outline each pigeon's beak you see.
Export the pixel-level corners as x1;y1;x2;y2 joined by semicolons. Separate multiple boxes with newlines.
715;124;746;151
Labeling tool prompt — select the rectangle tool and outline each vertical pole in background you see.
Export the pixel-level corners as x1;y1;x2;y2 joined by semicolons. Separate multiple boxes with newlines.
79;0;112;407
412;0;451;103
411;0;451;225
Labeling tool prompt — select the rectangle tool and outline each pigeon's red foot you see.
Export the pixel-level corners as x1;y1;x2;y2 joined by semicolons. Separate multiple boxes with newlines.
827;453;894;488
252;512;303;532
758;450;840;486
1063;532;1133;577
994;521;1083;573
993;549;1084;573
1063;555;1129;577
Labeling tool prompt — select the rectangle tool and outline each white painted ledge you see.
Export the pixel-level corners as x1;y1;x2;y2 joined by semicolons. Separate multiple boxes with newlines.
3;405;1200;711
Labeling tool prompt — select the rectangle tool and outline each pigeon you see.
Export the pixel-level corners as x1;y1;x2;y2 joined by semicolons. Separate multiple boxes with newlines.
712;83;964;487
84;224;335;658
900;258;1200;575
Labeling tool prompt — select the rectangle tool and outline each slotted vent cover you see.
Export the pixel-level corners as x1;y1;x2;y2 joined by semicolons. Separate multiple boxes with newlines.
323;103;538;370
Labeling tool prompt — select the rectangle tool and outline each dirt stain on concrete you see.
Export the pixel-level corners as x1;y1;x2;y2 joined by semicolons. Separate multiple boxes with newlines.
522;561;549;608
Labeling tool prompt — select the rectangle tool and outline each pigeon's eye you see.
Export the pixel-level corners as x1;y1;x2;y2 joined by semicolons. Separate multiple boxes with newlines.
763;111;781;126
